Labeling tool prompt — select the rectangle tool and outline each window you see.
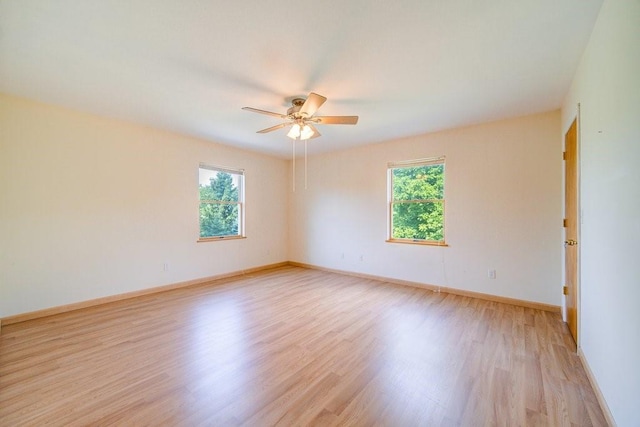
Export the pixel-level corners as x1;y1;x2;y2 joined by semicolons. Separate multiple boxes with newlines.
387;157;446;245
198;164;244;241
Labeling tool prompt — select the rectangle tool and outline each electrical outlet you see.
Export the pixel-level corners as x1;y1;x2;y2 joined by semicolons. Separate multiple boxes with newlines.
359;255;364;262
488;269;496;279
163;262;169;271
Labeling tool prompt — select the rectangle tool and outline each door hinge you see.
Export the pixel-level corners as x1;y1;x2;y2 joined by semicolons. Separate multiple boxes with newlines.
563;151;566;160
563;218;567;228
563;285;568;295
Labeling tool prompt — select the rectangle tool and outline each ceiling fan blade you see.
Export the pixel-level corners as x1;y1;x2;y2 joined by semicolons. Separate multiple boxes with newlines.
313;116;359;125
242;107;287;119
300;92;327;117
307;123;321;139
257;123;288;133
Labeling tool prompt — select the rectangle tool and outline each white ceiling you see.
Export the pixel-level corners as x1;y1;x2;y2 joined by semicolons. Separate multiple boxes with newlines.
0;1;602;158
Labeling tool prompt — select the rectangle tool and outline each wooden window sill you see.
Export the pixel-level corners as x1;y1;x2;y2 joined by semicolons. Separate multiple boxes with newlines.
197;236;246;243
386;239;448;247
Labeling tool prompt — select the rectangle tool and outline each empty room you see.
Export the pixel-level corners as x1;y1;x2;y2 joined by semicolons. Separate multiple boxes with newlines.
1;0;638;425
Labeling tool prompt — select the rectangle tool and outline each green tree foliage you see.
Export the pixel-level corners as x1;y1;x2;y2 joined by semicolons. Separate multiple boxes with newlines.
199;172;239;237
392;164;444;241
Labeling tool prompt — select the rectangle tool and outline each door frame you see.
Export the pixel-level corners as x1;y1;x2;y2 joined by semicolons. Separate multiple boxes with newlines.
564;112;581;348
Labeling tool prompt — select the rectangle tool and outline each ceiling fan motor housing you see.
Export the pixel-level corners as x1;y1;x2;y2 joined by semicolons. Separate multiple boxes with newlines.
287;98;306;117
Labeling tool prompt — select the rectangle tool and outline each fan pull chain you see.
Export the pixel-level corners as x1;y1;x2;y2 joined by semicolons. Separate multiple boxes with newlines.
305;139;308;190
292;140;296;192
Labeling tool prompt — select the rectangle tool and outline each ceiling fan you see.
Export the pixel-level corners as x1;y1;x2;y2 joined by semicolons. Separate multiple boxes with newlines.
242;92;358;140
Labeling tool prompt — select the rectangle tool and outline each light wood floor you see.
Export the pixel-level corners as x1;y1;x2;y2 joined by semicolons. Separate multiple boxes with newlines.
0;266;607;426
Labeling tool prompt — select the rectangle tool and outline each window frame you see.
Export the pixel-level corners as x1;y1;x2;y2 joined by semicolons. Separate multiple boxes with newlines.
386;156;447;246
198;164;246;242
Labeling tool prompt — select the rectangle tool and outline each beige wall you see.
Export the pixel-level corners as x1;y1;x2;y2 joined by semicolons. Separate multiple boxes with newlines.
289;110;562;305
561;0;640;425
1;96;563;318
0;94;289;318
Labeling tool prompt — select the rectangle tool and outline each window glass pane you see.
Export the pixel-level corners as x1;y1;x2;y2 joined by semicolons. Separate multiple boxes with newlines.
392;164;444;201
199;202;239;238
199;170;240;202
392;201;444;241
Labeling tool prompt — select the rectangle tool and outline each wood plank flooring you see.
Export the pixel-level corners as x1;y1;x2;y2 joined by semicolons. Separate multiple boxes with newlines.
0;266;607;426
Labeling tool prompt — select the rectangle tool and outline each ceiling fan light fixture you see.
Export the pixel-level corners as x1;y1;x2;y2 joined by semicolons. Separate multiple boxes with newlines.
300;124;314;140
287;123;301;139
